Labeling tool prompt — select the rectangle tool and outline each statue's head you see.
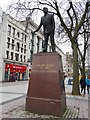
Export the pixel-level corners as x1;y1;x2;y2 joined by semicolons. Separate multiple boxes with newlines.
43;7;48;14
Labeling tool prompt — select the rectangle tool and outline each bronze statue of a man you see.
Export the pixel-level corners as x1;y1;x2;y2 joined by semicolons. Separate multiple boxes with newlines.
34;7;55;52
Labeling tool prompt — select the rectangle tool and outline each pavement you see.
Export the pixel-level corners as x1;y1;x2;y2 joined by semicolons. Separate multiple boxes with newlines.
0;81;28;105
0;80;90;119
65;84;89;119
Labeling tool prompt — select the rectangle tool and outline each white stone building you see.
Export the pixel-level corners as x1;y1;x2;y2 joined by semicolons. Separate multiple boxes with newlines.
0;10;44;82
0;7;3;82
65;52;73;77
56;46;67;73
0;9;67;82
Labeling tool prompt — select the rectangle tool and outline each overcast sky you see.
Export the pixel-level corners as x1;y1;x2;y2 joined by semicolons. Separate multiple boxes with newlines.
0;0;13;11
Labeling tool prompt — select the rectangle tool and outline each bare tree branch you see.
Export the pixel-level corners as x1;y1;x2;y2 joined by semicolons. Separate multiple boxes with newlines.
74;2;89;38
67;2;73;32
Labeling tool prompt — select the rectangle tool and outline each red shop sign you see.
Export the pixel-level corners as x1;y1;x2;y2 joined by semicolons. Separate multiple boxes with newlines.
5;64;26;72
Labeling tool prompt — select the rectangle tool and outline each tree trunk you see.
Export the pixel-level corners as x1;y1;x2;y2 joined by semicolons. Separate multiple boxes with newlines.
82;60;86;77
72;42;80;95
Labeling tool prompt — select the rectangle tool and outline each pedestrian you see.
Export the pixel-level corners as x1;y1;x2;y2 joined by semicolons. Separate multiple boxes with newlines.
86;75;90;94
80;75;86;95
34;7;55;52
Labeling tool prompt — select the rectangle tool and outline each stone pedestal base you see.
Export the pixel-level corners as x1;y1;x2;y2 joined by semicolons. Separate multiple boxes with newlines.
26;52;66;117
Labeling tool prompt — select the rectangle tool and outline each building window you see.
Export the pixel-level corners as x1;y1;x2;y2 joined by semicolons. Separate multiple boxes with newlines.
11;44;14;50
16;42;20;52
7;42;10;49
8;25;11;36
21;44;23;53
24;45;26;49
12;39;14;44
25;35;27;43
21;48;23;53
17;31;20;38
24;45;26;54
15;53;19;61
20;55;22;62
7;37;10;43
21;44;23;48
24;49;26;54
6;51;9;59
24;56;26;62
22;33;24;41
12;27;15;37
11;39;14;50
11;52;13;60
7;37;10;49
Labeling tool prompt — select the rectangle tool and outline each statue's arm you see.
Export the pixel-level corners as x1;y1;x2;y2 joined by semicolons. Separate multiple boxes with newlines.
34;18;42;33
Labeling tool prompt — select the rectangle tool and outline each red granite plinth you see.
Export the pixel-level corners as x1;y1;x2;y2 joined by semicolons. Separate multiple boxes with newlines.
26;52;66;117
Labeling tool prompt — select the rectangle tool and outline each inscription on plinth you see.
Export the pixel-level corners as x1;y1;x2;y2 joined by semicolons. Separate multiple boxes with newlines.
26;52;66;117
33;64;57;73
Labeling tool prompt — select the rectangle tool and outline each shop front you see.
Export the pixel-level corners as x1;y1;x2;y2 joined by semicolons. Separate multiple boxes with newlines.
5;63;27;82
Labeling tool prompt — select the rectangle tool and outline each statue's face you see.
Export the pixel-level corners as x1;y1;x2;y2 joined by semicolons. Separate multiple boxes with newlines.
43;7;48;14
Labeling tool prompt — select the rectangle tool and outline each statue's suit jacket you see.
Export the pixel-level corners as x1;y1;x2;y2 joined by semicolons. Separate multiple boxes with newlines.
36;13;55;34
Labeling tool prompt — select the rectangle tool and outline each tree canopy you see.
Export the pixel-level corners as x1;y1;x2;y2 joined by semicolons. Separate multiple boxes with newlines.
9;0;90;95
